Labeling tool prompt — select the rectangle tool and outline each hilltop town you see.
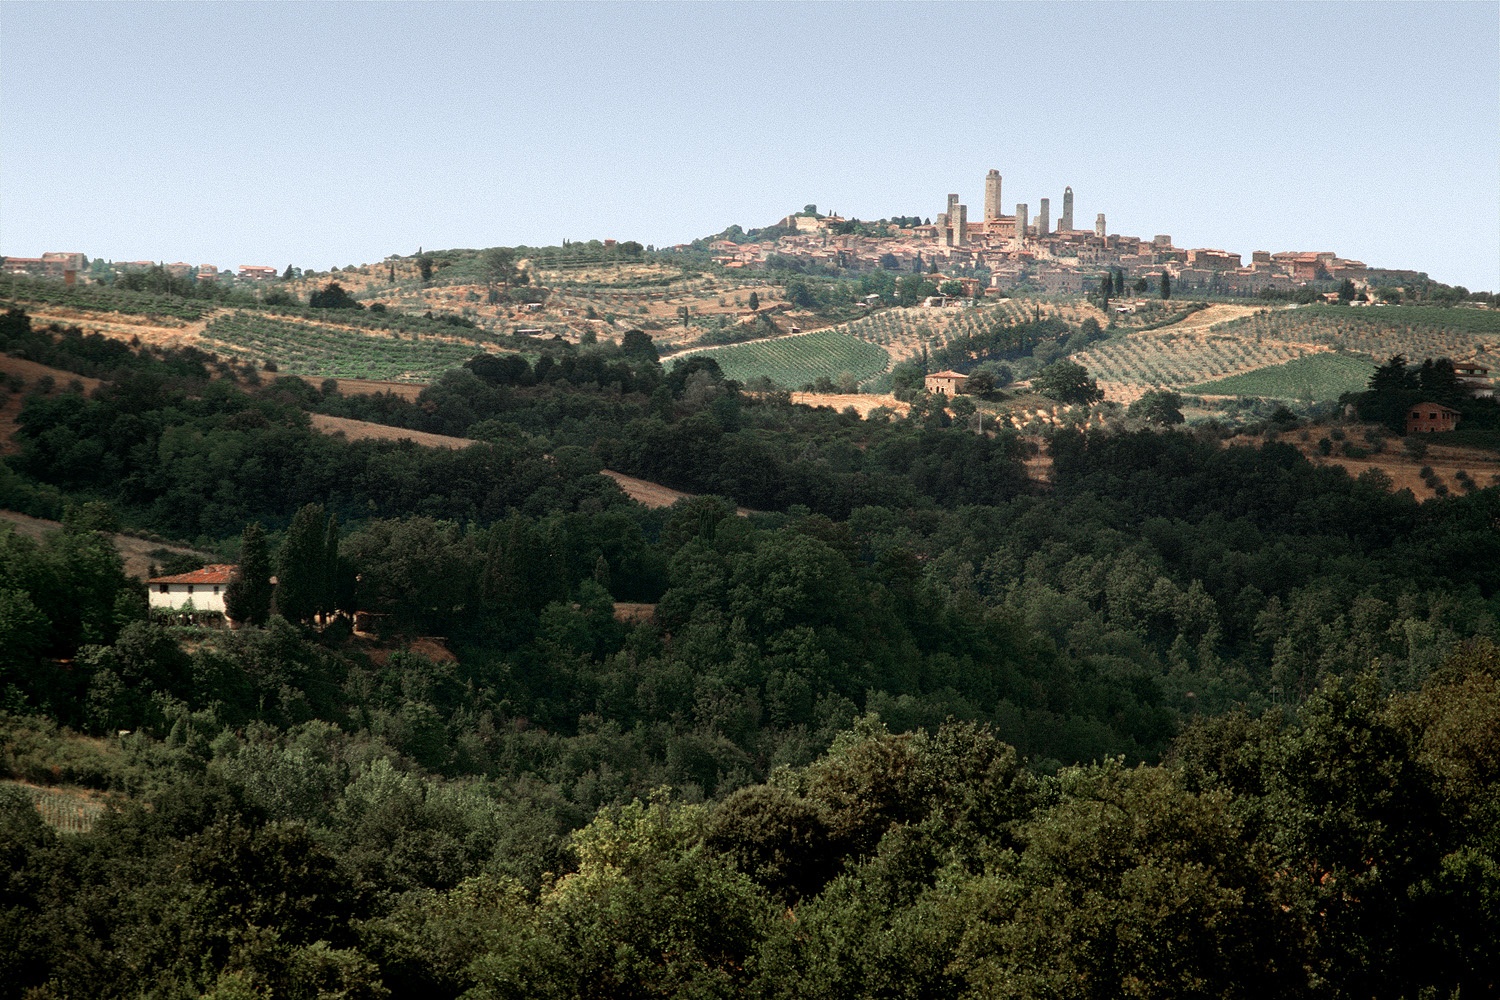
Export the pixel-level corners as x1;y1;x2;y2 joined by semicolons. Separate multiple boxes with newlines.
694;168;1423;299
3;167;1434;303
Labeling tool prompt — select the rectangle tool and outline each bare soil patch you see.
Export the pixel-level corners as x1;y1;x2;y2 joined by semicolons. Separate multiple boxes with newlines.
612;602;657;624
0;509;210;580
1227;427;1500;500
309;413;476;450
0;355;103;393
599;470;753;515
0;358;103;455
22;305;222;351
305;413;750;513
300;377;427;402
789;391;909;417
355;635;459;667
1136;303;1268;338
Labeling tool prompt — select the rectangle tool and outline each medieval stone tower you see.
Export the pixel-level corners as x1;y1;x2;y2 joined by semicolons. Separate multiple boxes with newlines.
984;170;1002;221
937;193;968;247
1095;213;1107;238
1062;187;1074;232
1015;203;1029;243
1038;198;1050;236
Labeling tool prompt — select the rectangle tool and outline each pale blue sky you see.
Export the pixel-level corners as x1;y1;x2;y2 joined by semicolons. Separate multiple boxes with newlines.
2;1;1496;289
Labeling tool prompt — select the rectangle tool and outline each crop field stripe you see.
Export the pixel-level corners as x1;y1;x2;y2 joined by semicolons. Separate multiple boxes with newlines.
201;312;480;381
1185;352;1376;399
679;330;889;388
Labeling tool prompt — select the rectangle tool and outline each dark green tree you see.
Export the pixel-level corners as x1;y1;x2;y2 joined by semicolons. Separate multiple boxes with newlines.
224;522;273;626
308;282;361;310
322;512;342;621
480;247;520;303
1033;360;1104;405
620;329;659;365
1129;389;1186;426
748;291;760;312
1161;270;1172;299
964;369;997;395
275;505;331;624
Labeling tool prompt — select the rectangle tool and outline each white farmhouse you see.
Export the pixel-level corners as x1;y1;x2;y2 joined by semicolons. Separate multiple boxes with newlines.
147;564;237;614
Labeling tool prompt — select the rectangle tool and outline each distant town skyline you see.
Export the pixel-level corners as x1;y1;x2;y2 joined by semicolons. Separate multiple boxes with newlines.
2;1;1496;290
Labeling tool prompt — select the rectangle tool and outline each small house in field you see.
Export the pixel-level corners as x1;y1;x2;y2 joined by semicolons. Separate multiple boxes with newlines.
1454;361;1495;398
925;370;969;396
1406;402;1461;435
147;564;237;613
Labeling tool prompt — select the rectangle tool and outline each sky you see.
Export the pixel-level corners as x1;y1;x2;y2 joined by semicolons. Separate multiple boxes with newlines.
2;1;1497;290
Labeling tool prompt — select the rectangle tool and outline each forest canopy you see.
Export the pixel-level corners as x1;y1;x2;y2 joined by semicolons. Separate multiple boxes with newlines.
0;304;1496;997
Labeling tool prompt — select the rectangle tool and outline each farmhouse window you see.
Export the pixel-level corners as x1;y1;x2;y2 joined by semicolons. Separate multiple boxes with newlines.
158;584;168;593
212;586;219;595
187;585;194;594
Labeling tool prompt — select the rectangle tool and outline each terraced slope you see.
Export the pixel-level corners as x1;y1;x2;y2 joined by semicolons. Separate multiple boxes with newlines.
680;330;889;389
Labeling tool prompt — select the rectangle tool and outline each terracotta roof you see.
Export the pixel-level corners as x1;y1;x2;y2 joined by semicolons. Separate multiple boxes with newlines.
1407;402;1462;415
926;370;968;379
148;563;238;585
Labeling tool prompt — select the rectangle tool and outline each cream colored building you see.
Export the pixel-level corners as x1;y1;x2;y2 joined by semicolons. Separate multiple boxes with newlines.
147;564;237;613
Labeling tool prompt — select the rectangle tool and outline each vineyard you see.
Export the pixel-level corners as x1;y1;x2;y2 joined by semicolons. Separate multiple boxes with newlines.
1186;352;1377;400
1073;333;1319;391
4;781;107;834
830;298;1104;361
1211;305;1500;365
200;312;488;381
682;330;890;388
0;275;206;321
1067;304;1500;402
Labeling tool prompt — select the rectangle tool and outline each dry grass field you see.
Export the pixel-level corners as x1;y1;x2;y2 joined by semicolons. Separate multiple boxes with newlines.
308;413;476;450
299;376;426;401
19;304;219;351
0;509;210;580
1229;426;1500;501
788;391;909;417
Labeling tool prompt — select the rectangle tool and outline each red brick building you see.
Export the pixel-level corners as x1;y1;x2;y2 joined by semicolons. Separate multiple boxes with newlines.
1406;402;1461;434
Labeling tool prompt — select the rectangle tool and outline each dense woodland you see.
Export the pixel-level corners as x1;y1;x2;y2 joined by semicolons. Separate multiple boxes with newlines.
0;304;1497;998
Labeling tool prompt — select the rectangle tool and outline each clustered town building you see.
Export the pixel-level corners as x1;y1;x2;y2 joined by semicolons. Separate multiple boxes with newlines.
6;169;1434;301
1;256;284;285
703;168;1425;298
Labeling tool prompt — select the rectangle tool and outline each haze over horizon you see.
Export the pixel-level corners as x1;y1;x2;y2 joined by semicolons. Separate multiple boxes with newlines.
2;1;1496;290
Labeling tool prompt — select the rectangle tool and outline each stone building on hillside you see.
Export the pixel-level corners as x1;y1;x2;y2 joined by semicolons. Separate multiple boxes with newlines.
148;564;237;613
925;370;969;396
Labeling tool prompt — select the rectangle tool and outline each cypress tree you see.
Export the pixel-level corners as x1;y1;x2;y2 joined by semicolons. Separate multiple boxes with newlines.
275;504;327;624
224;522;272;625
321;512;341;622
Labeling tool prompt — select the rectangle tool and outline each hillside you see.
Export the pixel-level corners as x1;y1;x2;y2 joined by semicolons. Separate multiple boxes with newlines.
0;284;1497;999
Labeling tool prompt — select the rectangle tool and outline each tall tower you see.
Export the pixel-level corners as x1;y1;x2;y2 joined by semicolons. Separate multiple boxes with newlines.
941;193;968;246
1062;187;1074;231
1095;213;1106;238
984;170;1002;221
1015;203;1029;243
1038;198;1050;236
